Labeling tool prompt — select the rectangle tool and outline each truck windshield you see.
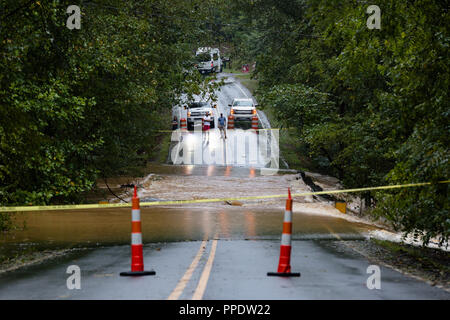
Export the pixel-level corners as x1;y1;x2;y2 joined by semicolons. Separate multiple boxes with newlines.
189;102;209;108
233;101;253;107
196;53;211;62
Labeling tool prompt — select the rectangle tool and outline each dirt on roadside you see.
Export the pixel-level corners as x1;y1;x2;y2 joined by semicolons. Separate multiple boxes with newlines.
331;239;450;292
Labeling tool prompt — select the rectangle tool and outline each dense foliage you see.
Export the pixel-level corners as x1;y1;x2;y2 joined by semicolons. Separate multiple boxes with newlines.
235;0;449;245
0;0;213;206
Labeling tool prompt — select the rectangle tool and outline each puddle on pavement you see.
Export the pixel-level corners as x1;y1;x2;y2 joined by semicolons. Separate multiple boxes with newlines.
0;207;376;257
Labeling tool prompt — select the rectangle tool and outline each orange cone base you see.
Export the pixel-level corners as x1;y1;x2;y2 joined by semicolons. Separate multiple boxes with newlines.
120;244;155;276
120;270;155;276
267;272;300;277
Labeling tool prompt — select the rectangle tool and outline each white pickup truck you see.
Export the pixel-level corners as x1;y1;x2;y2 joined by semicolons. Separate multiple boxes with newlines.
185;101;216;130
228;98;257;121
195;47;222;74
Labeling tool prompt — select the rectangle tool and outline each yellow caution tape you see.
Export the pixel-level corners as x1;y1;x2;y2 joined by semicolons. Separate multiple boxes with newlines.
0;203;130;212
0;180;448;212
157;128;294;133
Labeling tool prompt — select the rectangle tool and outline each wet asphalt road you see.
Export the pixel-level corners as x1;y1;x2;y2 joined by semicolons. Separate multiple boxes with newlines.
1;239;448;299
0;75;449;300
170;74;275;168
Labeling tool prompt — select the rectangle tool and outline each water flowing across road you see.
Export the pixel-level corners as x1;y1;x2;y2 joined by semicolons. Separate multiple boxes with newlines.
1;74;448;300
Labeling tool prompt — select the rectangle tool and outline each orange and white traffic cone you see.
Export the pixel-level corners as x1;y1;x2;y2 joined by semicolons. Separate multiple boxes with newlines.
227;115;234;129
120;186;155;276
267;188;301;277
251;115;259;131
180;118;187;132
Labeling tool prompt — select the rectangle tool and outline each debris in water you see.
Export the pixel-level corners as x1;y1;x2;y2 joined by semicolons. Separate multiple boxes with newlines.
225;200;243;206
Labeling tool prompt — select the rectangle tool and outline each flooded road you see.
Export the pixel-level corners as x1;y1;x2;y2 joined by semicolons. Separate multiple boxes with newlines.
2;170;448;300
1;75;448;300
1;207;373;247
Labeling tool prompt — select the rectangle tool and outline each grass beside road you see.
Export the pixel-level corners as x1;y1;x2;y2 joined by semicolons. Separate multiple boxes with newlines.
152;131;172;164
261;104;318;172
235;74;258;95
223;68;258;95
222;67;235;74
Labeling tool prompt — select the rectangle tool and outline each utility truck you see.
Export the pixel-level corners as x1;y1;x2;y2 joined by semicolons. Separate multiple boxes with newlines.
195;47;222;74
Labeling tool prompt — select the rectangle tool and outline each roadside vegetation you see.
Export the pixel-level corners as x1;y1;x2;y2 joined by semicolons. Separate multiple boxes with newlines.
215;1;449;246
0;0;216;208
232;72;258;95
0;212;14;232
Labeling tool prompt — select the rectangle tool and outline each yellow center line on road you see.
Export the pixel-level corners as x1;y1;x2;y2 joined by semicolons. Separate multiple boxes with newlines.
322;224;368;257
323;224;343;241
167;239;208;300
192;238;218;300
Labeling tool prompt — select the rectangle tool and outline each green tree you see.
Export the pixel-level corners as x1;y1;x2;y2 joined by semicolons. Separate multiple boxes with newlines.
241;0;449;245
0;0;216;205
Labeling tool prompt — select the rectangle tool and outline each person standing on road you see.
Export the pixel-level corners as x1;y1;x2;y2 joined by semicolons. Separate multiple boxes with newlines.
172;116;178;131
218;113;227;139
203;111;212;140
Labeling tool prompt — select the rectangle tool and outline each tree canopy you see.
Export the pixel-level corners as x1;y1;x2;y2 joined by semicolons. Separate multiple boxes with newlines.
0;0;215;205
235;0;449;245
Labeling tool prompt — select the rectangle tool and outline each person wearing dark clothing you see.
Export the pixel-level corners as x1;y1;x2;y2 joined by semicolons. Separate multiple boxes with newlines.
218;113;227;139
172;116;178;130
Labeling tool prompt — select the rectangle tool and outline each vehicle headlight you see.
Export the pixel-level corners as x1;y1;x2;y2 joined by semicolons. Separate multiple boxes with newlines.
187;111;191;117
231;109;234;114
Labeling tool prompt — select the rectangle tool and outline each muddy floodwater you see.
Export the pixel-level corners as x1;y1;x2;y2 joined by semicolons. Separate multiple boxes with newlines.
0;163;378;263
1;207;375;252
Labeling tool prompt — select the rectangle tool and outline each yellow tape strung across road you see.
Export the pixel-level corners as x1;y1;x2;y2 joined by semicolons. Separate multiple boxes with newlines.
157;128;294;133
1;180;448;212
